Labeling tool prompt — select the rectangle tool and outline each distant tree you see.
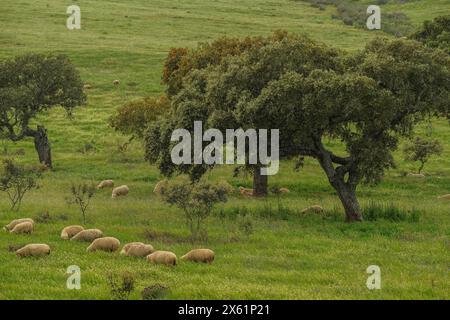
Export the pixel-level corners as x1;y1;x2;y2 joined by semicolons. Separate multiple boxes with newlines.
0;159;43;211
403;137;443;174
148;32;449;222
0;53;86;168
411;15;450;54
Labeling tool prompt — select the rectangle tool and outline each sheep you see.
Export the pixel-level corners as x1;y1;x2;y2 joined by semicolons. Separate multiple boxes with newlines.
97;179;114;189
124;243;155;257
4;218;34;231
146;250;177;266
16;244;50;258
83;84;92;90
113;80;120;85
61;225;84;240
120;242;145;255
10;221;34;234
112;185;129;199
301;205;323;214
87;237;120;252
407;173;425;178
239;186;253;197
153;180;168;195
70;229;103;242
437;194;450;200
279;188;290;193
181;249;214;263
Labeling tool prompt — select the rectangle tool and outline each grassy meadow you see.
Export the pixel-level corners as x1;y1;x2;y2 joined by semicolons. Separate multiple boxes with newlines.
0;0;449;300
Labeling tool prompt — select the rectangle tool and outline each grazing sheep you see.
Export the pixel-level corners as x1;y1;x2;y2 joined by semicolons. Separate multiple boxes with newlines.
83;84;92;90
125;243;155;257
407;173;425;178
146;251;177;266
16;244;50;258
239;186;253;197
70;229;103;242
153;180;168;195
120;242;145;255
10;222;34;234
438;194;450;200
112;185;129;199
113;80;120;85
4;218;34;231
97;179;114;189
87;237;120;252
181;249;214;263
279;188;290;193
301;205;324;214
61;225;84;240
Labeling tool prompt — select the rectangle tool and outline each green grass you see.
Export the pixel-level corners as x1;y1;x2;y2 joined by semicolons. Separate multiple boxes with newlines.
0;0;449;300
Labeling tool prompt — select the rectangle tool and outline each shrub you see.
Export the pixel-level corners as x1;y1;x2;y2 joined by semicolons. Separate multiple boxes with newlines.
107;272;135;300
403;137;443;174
160;180;231;241
66;182;96;224
0;159;43;211
109;95;170;139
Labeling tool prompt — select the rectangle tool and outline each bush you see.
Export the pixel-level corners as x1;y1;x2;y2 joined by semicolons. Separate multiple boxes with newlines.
107;272;135;300
66;182;96;224
141;284;170;300
403;137;443;174
109;95;170;139
0;159;43;211
160;180;231;241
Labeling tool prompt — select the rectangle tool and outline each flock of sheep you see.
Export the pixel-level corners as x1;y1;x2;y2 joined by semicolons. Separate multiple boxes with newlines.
5;178;448;264
4;179;217;265
4;217;214;265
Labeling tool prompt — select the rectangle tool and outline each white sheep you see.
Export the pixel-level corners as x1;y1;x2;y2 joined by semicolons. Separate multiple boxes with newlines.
16;244;50;257
97;179;114;189
112;185;129;198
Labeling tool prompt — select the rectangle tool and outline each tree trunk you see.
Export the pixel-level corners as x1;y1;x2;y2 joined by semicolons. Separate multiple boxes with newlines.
33;125;52;169
253;167;268;197
332;180;363;222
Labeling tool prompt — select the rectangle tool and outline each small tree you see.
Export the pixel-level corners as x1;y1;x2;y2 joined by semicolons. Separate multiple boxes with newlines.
403;137;443;174
160;180;231;240
0;159;43;211
109;95;170;149
66;182;96;224
0;53;86;168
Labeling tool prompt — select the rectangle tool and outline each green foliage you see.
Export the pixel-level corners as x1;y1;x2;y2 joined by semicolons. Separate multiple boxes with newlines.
109;95;170;138
66;182;96;224
0;159;43;211
107;272;135;300
149;31;449;221
0;53;86;141
159;180;231;240
412;15;450;54
403;136;443;173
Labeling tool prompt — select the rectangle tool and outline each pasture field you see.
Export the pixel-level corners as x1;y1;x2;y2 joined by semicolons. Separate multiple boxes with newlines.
0;0;449;299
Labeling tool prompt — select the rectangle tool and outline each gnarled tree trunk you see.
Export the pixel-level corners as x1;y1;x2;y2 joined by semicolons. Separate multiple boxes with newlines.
29;125;52;169
331;180;363;222
316;144;363;222
252;167;268;197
